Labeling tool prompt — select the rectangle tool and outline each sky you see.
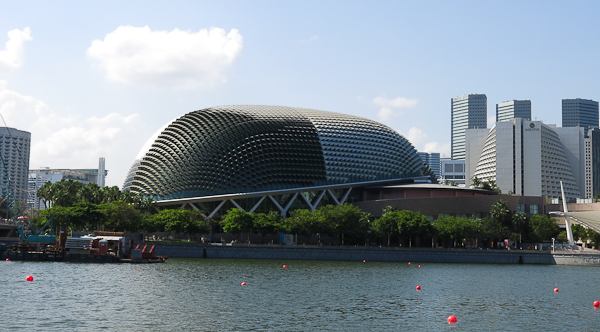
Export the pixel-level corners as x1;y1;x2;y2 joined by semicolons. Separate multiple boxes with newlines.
1;0;600;187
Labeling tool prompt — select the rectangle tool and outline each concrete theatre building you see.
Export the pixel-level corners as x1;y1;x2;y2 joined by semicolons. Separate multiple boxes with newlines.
466;118;584;200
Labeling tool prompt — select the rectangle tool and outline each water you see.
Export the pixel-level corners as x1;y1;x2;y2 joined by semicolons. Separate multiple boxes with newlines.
1;259;599;331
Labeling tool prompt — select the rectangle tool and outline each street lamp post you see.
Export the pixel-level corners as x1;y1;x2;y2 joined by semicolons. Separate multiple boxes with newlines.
552;238;555;253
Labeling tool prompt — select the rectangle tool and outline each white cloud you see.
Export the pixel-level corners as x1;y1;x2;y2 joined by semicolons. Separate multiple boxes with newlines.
87;25;243;89
402;126;451;156
377;107;395;121
373;95;418;108
0;28;32;72
372;94;418;121
0;82;146;187
309;35;319;41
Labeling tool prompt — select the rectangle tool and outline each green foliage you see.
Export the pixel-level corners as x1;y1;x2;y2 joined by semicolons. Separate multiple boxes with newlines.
471;176;500;192
433;216;470;242
529;215;560;242
318;203;365;244
252;211;282;236
588;230;600;248
373;209;431;247
490;200;512;228
479;217;508;240
372;214;397;246
98;200;142;232
220;208;254;235
571;224;587;243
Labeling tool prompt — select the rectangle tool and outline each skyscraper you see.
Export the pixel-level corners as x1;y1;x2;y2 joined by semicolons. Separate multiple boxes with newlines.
496;100;531;122
451;94;487;160
0;127;31;202
562;98;599;129
417;152;440;179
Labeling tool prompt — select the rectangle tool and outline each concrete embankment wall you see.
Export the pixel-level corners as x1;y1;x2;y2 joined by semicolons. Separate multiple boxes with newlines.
153;244;560;265
552;253;600;266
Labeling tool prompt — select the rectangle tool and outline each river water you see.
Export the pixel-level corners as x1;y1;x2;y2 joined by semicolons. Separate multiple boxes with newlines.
1;258;599;331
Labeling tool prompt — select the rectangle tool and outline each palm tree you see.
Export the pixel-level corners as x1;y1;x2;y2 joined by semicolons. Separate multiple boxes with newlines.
36;181;53;209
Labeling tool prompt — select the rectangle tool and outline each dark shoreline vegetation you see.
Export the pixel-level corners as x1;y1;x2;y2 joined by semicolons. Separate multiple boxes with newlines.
26;179;600;248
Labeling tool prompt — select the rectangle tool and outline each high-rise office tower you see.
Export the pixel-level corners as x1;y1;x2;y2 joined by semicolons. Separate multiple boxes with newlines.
0;127;31;202
451;94;487;160
562;98;599;129
496;100;531;122
417;152;441;179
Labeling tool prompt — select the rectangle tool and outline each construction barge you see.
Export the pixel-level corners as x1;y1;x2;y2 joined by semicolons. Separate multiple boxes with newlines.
1;231;167;264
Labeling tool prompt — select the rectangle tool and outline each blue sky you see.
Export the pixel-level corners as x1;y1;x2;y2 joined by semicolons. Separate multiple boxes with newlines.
1;1;599;187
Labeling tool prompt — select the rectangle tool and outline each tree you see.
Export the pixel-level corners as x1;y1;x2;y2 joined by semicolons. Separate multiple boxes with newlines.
98;200;142;232
490;200;512;228
512;213;528;248
479;217;508;247
220;208;254;242
471;176;482;188
252;211;281;242
396;210;432;248
571;224;588;245
433;216;472;248
372;211;400;246
529;215;560;243
318;204;364;245
471;176;501;192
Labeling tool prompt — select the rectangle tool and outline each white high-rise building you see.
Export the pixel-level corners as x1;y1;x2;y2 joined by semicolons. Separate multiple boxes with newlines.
0;127;31;202
451;94;487;160
496;100;531;122
466;118;584;200
98;157;106;187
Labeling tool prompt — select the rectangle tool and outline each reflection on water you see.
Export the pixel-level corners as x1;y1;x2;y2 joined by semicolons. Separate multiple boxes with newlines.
1;259;599;331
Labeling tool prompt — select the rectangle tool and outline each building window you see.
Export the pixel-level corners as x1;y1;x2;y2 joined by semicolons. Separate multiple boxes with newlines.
530;205;539;215
517;204;526;214
445;164;454;172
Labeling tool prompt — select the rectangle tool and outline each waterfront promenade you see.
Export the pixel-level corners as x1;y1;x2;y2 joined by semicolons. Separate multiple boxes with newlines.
151;243;600;266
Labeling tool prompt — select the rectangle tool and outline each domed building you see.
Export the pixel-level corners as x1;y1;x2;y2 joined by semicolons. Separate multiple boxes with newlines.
123;105;438;217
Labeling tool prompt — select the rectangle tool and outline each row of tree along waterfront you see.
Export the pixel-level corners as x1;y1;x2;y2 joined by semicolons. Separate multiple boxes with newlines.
29;179;600;248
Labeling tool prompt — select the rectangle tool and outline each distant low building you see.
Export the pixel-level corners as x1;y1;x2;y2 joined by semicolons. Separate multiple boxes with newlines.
28;162;108;209
440;159;466;185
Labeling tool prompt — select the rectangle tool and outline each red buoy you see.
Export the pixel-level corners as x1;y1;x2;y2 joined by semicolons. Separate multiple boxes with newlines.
363;260;366;263
593;300;600;307
241;282;246;286
283;265;287;269
418;265;421;268
447;315;457;324
5;258;9;262
26;275;33;282
416;285;421;290
554;288;559;293
408;262;411;265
